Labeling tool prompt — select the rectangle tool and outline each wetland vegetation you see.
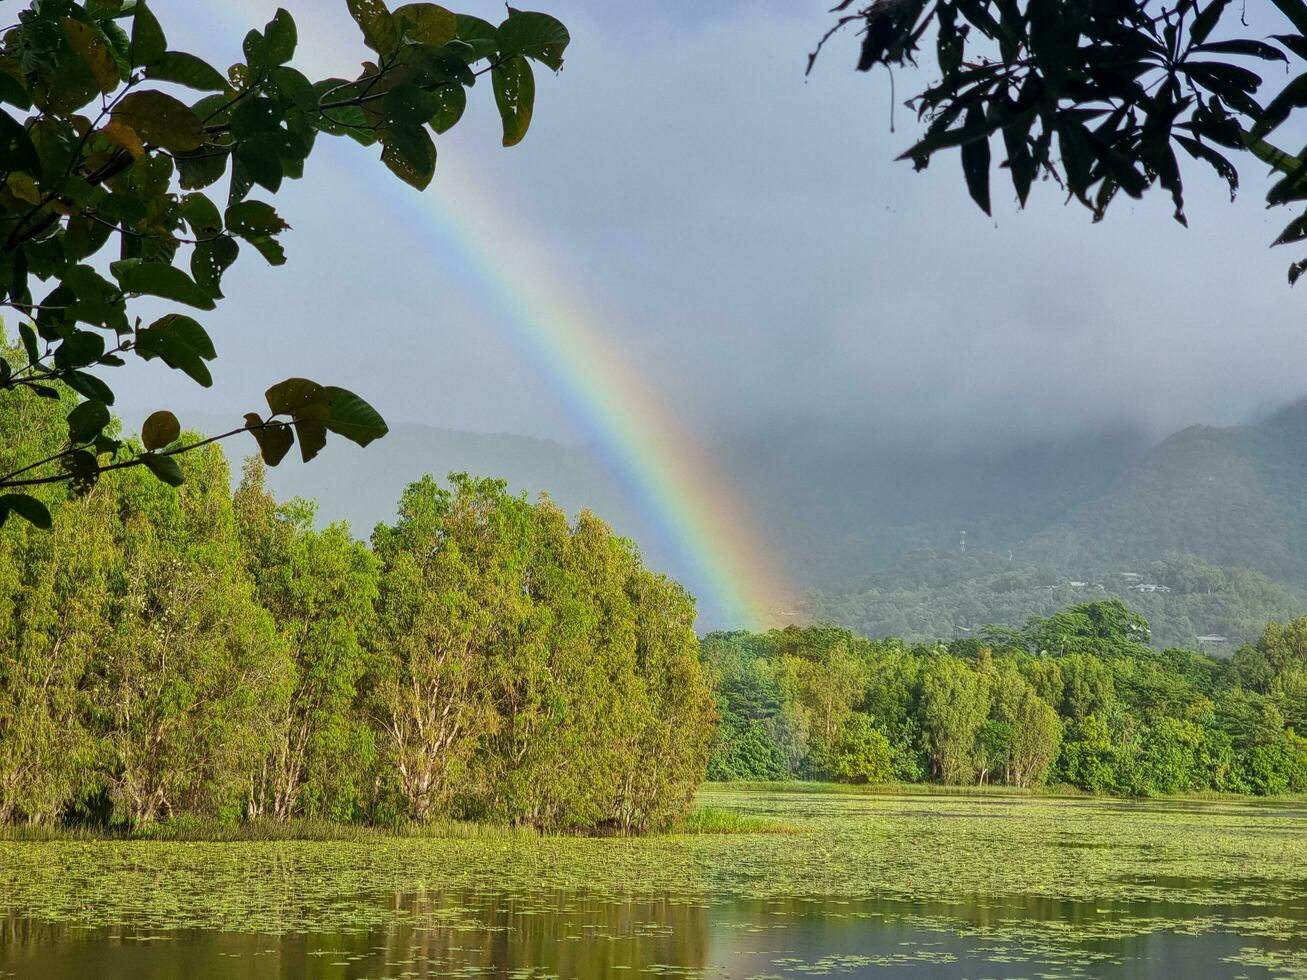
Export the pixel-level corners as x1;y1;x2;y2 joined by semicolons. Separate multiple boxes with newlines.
1;788;1304;978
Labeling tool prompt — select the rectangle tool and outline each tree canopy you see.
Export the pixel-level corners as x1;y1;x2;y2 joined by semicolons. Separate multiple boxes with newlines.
0;0;569;529
813;0;1307;278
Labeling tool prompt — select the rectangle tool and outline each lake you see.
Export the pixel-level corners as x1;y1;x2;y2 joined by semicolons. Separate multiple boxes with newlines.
1;788;1304;978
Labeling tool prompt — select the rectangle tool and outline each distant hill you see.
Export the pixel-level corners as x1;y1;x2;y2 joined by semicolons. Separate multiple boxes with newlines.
802;402;1307;649
1023;400;1307;583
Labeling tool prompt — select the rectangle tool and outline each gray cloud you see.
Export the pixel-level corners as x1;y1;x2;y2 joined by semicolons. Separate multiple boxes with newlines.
132;1;1307;462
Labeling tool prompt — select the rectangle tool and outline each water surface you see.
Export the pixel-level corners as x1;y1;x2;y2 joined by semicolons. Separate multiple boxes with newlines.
1;790;1303;978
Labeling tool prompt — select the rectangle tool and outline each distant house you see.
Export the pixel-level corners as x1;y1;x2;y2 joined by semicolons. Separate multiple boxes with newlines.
1196;634;1228;644
1128;583;1172;594
1069;581;1088;588
1120;572;1142;581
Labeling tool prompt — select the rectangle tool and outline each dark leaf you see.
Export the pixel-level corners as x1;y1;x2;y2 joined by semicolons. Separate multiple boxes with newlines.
133;313;216;386
141;452;184;486
146;51;230;91
0;494;52;530
266;376;330;418
492;54;534;147
960;104;992;215
63;370;115;405
323;386;388;447
111;258;216;309
497;8;570;70
66;398;110;443
130;1;168;67
245;413;295;466
295;418;327;462
141;409;180;450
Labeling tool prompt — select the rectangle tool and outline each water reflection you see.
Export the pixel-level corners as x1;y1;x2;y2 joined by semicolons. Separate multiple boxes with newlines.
1;886;1302;979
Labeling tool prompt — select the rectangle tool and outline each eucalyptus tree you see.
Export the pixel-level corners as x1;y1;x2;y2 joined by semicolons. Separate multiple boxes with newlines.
92;441;287;825
234;460;380;821
0;0;569;528
370;474;534;821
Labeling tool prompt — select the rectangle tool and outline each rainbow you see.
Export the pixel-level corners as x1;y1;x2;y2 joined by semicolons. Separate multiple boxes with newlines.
217;2;790;627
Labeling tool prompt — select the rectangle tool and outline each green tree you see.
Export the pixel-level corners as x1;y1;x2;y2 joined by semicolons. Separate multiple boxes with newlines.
92;442;288;826
234;460;380;821
0;0;569;527
828;714;894;784
919;655;990;783
812;0;1307;280
369;475;528;821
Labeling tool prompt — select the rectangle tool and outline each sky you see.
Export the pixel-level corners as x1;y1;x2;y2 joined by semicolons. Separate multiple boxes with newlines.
125;0;1307;460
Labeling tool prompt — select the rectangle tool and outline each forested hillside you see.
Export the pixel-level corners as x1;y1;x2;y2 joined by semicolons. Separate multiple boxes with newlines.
796;403;1307;647
705;601;1307;796
0;386;713;831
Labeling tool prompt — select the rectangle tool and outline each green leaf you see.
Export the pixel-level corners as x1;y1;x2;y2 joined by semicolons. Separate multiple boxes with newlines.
295;418;327;462
141;409;179;450
492;54;535;147
62;18;122;94
244;413;295;466
191;236;239;299
111;90;206;152
63;370;115;405
0;109;39;173
66;398;110;443
266;377;330;418
455;14;499;61
224;200;288;265
264;9;298;66
380;124;436;189
141;452;184;486
111;258;216;310
18;322;40;366
130;1;167;67
54;331;105;370
383;83;440;126
235;135;285;193
133;314;216;386
347;0;400;56
0;494;52;530
497;8;570;71
428;81;466;133
324;386;388;447
395;3;458;44
146;51;230;92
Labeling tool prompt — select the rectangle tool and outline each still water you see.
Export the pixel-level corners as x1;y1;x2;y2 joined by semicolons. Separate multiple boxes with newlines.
1;790;1304;978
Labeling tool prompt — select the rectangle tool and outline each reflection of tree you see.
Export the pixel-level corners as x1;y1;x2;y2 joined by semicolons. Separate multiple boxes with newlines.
372;889;709;978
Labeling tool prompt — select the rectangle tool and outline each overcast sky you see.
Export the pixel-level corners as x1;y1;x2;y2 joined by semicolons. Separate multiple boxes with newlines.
129;0;1307;456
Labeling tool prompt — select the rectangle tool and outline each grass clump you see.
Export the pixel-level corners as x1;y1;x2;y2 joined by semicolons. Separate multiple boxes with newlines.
673;806;795;834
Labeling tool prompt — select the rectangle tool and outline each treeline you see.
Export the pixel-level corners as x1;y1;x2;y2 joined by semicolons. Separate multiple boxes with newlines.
705;600;1307;796
804;548;1304;650
0;389;713;832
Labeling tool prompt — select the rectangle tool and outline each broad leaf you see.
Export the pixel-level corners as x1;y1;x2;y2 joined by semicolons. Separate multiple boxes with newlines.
498;8;570;70
141;452;184;486
67;398;110;443
492;54;534;147
324;386;388;447
0;494;52;529
141;409;180;450
111;90;206;152
111;258;216;309
245;413;295;465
